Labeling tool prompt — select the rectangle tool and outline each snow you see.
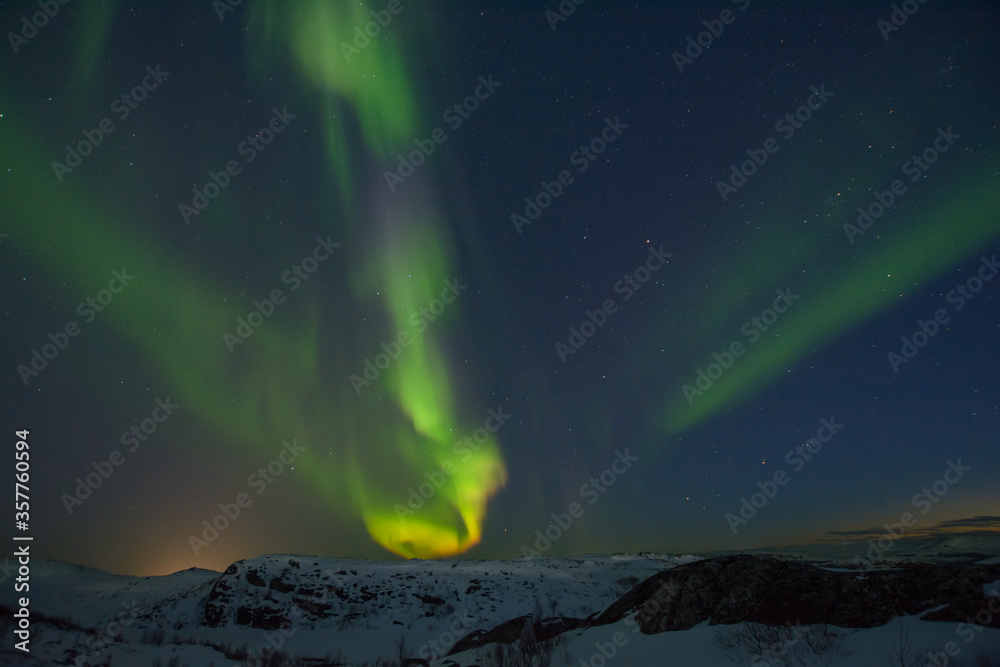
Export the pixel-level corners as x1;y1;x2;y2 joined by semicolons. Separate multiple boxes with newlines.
3;551;999;666
437;615;1000;667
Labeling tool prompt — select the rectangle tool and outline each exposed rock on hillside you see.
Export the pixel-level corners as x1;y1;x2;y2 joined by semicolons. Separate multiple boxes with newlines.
588;555;1000;632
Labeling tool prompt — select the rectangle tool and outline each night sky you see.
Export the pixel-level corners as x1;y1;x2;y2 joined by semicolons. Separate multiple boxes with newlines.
2;1;998;577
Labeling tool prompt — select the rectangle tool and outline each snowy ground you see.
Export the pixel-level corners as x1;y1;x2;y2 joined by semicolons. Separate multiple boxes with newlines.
438;614;1000;667
1;547;998;666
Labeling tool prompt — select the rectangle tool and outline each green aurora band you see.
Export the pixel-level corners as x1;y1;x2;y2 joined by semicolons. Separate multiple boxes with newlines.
243;0;508;558
661;150;1000;434
3;0;506;560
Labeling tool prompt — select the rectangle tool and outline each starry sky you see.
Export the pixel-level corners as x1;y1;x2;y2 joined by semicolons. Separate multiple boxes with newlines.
1;1;998;576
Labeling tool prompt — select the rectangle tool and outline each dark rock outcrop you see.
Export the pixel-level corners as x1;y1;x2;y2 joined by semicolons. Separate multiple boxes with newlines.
236;603;288;630
204;558;332;629
588;555;1000;632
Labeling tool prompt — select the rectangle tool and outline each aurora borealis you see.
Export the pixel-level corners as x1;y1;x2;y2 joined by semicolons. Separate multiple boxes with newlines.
1;1;998;576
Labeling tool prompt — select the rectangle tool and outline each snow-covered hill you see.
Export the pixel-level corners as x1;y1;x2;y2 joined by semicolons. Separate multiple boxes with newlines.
3;540;1000;666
